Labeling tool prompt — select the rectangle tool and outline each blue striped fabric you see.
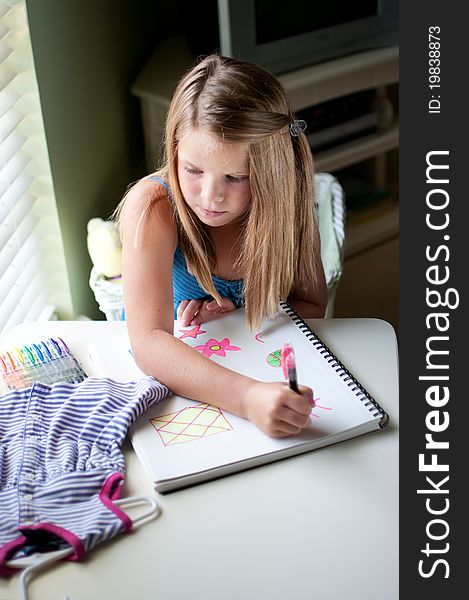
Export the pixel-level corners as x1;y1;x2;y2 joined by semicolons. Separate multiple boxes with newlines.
0;377;169;575
147;176;245;316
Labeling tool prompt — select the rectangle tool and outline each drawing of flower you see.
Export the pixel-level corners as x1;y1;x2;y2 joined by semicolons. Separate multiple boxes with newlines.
195;337;241;358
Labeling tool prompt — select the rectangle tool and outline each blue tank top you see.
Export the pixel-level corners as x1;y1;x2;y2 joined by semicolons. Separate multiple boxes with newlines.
148;177;245;316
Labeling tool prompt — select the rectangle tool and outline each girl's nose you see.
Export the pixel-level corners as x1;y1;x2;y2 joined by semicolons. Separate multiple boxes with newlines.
200;177;224;202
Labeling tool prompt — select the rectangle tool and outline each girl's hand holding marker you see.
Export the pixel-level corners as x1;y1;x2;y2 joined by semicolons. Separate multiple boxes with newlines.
243;379;314;438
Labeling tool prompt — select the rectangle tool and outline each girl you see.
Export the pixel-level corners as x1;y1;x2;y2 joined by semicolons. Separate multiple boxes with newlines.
117;54;327;438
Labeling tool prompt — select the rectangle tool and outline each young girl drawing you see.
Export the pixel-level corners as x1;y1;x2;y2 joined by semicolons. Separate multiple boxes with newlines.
116;54;327;438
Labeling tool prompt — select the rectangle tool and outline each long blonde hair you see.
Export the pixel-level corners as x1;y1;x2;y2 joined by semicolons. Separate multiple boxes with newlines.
120;54;319;329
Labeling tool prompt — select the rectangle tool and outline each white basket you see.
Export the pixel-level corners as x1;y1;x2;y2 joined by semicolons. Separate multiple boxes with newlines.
89;267;124;321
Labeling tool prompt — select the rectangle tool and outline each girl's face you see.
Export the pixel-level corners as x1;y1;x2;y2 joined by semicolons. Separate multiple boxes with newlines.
177;128;251;228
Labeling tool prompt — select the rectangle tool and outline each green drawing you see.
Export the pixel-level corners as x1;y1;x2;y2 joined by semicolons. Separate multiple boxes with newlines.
267;349;282;367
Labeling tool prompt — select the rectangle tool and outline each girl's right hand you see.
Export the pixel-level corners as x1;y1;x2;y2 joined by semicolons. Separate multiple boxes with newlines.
177;297;236;327
243;381;314;437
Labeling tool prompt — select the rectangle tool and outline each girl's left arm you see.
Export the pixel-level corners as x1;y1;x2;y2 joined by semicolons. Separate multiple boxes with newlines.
288;227;328;318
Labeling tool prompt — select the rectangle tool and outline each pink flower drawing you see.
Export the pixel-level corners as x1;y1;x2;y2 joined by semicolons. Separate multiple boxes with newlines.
195;337;241;358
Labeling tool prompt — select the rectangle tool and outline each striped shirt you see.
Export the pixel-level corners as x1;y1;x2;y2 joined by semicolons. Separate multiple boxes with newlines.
0;376;169;575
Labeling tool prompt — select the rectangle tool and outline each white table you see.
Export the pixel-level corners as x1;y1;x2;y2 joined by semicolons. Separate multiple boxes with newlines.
0;318;398;600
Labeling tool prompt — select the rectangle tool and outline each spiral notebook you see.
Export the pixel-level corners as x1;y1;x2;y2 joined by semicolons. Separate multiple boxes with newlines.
87;303;389;492
0;337;87;393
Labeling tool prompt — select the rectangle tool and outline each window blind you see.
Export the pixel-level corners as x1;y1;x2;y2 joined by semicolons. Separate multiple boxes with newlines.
0;0;72;335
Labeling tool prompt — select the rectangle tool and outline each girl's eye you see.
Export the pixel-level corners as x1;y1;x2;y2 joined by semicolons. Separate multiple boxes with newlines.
226;175;248;183
185;166;202;175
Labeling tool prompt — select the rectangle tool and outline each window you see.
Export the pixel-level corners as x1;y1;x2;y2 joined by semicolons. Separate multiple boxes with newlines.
0;0;72;335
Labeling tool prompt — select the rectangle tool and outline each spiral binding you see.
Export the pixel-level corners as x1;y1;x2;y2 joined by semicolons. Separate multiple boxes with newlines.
279;301;389;428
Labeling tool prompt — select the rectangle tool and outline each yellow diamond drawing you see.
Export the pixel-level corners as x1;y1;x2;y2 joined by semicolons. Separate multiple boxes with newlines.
150;403;233;446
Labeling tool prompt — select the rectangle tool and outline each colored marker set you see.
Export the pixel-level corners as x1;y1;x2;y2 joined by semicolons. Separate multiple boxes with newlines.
0;337;87;392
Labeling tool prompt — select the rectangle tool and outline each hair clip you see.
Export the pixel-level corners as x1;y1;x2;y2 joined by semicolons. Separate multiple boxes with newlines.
289;119;307;137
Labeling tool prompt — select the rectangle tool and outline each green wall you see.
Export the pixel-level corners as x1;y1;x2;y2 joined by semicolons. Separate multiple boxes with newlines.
26;0;178;318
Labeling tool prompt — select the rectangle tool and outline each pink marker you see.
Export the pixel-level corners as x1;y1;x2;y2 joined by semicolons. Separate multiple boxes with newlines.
280;341;299;393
